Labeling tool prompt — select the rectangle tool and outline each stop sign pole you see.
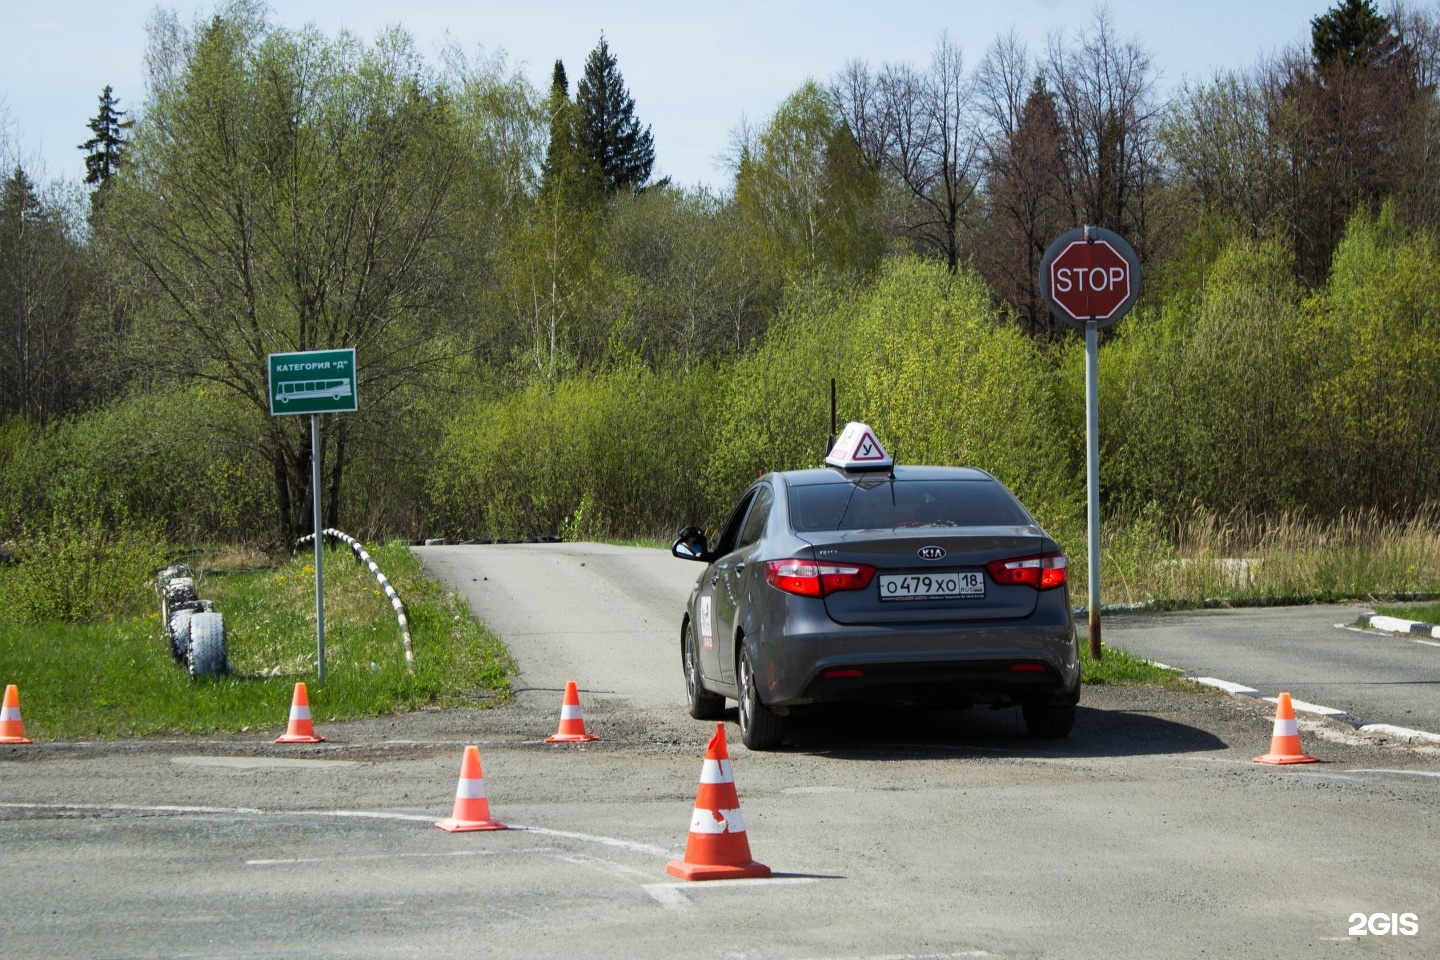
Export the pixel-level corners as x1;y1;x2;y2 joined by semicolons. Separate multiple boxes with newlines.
1039;226;1142;660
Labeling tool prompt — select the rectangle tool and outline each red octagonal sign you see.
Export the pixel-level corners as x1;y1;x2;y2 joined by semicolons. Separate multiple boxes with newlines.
1039;226;1141;329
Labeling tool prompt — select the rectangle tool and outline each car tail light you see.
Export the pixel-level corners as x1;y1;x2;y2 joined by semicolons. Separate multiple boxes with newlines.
985;552;1068;590
765;559;877;597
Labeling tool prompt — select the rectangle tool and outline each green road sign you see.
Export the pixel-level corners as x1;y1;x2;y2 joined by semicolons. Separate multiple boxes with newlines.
268;349;357;416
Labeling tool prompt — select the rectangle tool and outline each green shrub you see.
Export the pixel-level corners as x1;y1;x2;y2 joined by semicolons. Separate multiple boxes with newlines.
0;386;270;543
0;516;167;624
706;258;1081;533
429;362;719;539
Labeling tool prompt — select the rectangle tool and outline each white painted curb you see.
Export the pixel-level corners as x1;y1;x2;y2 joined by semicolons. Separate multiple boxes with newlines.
1154;665;1440;747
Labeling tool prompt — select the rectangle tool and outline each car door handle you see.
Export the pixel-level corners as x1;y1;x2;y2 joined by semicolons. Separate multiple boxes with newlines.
734;562;746;574
710;575;719;586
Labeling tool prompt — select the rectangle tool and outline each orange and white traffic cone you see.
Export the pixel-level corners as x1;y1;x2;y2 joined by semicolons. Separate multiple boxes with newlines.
545;680;600;743
274;682;326;743
1253;692;1318;764
435;745;507;832
667;723;771;881
1;684;33;744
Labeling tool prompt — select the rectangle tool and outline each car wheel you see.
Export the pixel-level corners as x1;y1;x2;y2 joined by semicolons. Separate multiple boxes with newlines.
187;612;229;679
737;644;784;751
1021;698;1076;738
168;609;196;662
684;621;726;720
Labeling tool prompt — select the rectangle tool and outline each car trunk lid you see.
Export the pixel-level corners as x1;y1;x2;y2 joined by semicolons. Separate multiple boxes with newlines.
799;527;1045;624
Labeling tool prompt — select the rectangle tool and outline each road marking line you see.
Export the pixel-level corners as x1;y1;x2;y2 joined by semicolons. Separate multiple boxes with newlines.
551;852;657;881
780;953;1001;960
515;825;672;859
247;850;509;865
641;883;693;911
0;802;267;816
649;877;820;891
1344;768;1440;778
0;803;673;858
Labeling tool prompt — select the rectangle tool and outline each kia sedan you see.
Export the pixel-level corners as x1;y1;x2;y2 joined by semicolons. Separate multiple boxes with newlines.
671;459;1079;750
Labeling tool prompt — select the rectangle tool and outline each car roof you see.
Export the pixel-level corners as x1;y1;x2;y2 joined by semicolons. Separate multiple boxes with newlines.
777;465;996;487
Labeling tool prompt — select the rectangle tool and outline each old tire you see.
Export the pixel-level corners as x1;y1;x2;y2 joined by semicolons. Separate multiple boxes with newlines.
187;612;229;678
683;620;726;720
168;609;196;662
737;645;784;751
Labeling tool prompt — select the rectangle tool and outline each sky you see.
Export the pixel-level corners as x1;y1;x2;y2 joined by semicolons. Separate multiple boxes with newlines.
0;0;1336;191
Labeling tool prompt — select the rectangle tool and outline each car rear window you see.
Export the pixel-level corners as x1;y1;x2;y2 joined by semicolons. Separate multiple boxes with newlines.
788;479;1032;532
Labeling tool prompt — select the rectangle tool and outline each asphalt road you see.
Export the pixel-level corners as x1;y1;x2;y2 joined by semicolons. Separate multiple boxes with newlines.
2;542;1438;960
1103;605;1440;736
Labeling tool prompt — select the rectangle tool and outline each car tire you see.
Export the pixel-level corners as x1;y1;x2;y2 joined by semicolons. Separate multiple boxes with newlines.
1021;698;1076;738
683;621;726;720
737;644;784;751
168;609;196;662
187;612;229;679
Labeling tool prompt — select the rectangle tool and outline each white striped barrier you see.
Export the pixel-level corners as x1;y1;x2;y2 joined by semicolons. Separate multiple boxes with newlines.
294;529;416;675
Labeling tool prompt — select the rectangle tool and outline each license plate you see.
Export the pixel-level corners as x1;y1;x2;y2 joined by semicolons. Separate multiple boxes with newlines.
877;571;984;601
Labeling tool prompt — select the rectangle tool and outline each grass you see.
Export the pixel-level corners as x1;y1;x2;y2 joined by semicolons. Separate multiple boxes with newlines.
1080;643;1185;687
0;541;513;740
1070;506;1440;609
10;500;1424;742
1370;601;1440;623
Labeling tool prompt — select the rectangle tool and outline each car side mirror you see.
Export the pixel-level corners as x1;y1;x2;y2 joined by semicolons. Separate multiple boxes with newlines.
671;525;711;562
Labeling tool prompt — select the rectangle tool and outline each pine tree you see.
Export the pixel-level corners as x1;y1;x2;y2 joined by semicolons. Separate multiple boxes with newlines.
1311;0;1397;69
79;85;133;186
575;36;655;193
540;60;592;205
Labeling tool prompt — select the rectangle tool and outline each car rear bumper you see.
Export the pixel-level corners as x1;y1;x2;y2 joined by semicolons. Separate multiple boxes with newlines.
796;657;1076;707
751;600;1079;709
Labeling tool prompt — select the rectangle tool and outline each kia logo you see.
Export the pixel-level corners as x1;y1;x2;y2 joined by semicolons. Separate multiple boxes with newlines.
917;546;946;561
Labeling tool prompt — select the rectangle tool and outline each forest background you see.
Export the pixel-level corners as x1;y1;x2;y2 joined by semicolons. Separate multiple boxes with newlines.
6;0;1440;611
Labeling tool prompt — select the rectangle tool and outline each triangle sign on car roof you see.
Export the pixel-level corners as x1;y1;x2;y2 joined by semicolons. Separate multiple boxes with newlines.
825;422;893;470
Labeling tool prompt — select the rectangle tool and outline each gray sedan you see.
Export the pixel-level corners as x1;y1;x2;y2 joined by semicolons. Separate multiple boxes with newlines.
672;458;1079;750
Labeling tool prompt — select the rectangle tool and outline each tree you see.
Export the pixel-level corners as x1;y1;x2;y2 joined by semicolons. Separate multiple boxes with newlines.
78;85;132;187
1044;10;1161;250
1279;0;1421;283
976;76;1071;337
574;36;655;194
1312;0;1396;66
734;82;883;285
103;5;514;541
0;166;87;423
601;186;779;363
830;34;984;270
1159;69;1293;237
540;59;595;207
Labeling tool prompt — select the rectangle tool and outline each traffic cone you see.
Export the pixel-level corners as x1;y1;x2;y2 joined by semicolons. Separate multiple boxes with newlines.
667;723;771;881
1;684;33;744
435;745;507;832
1253;692;1318;764
274;682;326;743
545;681;600;743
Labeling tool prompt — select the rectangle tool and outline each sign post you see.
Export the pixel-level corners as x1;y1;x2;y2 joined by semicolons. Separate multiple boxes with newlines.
1039;227;1141;660
267;348;358;682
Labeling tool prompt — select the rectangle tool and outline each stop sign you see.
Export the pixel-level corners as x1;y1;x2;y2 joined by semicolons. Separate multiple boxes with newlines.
1039;226;1141;329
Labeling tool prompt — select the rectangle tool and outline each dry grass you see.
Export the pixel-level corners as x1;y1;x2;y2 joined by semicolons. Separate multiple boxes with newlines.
1077;506;1440;608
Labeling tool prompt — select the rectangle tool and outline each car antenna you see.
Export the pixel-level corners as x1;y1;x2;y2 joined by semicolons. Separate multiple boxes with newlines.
825;378;837;456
